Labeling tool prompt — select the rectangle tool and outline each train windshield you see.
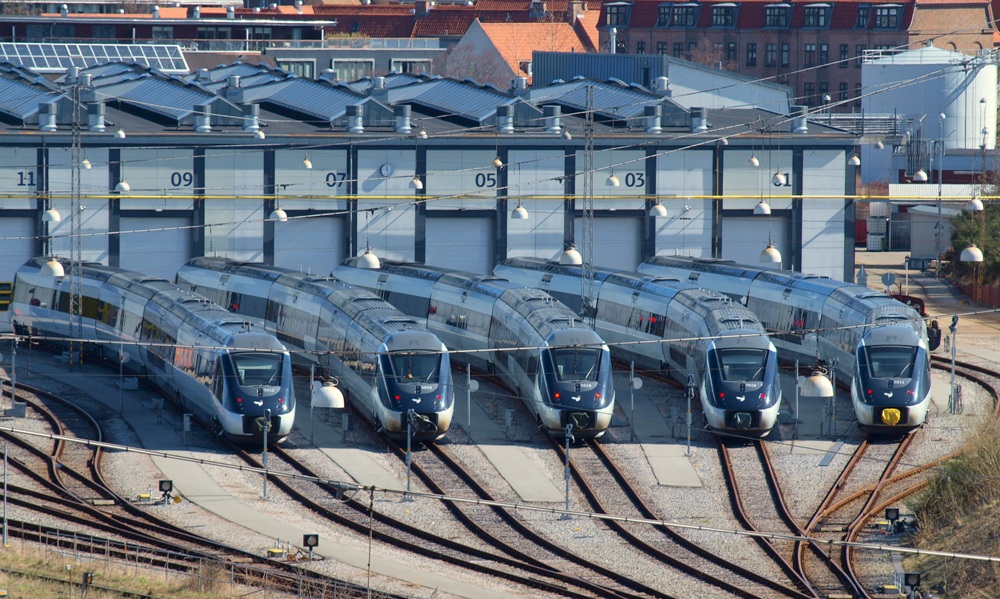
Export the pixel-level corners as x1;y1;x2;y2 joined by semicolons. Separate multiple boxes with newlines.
549;348;601;382
232;353;283;386
866;346;917;378
386;352;441;383
715;349;768;382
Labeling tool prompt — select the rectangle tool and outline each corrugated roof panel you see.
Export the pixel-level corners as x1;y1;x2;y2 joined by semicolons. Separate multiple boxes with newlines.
94;75;216;122
238;78;363;121
386;79;512;123
0;74;58;121
527;80;663;119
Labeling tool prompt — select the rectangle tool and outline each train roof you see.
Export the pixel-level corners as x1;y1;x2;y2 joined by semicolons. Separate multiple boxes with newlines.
498;257;621;285
642;255;765;280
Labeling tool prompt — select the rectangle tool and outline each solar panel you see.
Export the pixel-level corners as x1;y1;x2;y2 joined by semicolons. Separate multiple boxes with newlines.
0;43;189;74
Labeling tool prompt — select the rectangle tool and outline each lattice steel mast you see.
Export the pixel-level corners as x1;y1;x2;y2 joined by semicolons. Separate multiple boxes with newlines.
580;85;595;322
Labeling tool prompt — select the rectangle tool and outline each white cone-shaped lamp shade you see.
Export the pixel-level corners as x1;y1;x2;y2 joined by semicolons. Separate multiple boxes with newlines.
82;158;92;169
913;169;929;182
875;140;884;150
760;242;782;263
270;208;288;222
960;244;984;262
649;202;668;217
358;249;381;269
511;204;529;220
41;258;65;278
966;197;984;212
115;129;126;139
254;130;266;139
302;156;313;169
417;129;428;140
606;173;620;187
800;370;834;397
42;208;62;222
562;130;572;140
559;245;582;265
753;200;771;216
311;380;345;409
410;176;423;190
115;180;131;192
771;171;786;186
849;154;861;166
749;156;760;167
493;157;503;168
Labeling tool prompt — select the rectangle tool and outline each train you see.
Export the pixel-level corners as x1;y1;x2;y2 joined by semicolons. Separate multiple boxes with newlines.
636;256;932;432
9;257;296;443
493;257;782;437
176;257;454;442
332;259;616;439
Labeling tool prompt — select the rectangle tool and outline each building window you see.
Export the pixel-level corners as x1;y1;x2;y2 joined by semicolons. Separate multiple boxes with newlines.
874;6;899;28
804;82;815;105
747;42;757;66
819;81;829;102
673;6;697;27
781;43;790;67
688;41;697;52
278;59;315;79
248;27;272;40
804;6;827;27
839;82;849;102
391;59;432;74
152;26;174;40
657;5;671;26
856;44;865;67
804;44;816;67
673;42;684;57
636;41;645;54
712;6;735;27
765;43;776;67
331;59;374;81
727;42;737;62
857;5;871;28
819;44;828;64
657;41;668;54
198;27;232;40
839;44;849;66
606;3;630;26
93;25;115;40
52;24;75;38
765;6;789;27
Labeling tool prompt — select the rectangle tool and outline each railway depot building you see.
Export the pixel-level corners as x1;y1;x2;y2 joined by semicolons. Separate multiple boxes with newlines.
0;55;859;289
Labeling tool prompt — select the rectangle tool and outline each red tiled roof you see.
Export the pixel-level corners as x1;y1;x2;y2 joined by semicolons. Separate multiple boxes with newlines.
479;20;592;71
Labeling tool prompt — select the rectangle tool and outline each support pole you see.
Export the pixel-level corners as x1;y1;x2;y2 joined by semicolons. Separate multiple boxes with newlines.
404;409;414;501
949;315;959;414
560;423;574;519
262;409;270;500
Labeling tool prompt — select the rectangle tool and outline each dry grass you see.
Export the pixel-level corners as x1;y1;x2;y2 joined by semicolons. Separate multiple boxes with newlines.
906;414;1000;598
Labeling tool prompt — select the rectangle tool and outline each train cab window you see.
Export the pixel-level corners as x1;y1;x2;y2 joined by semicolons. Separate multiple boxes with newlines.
386;352;440;383
866;346;916;378
549;348;600;381
716;348;767;381
232;352;282;386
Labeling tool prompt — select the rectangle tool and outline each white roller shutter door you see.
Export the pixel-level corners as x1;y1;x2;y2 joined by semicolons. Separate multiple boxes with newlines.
0;217;35;284
574;216;643;271
425;217;494;274
721;216;790;269
120;217;191;280
275;217;344;275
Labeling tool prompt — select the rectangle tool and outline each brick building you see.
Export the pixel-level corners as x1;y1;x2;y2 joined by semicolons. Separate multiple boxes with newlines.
595;0;996;111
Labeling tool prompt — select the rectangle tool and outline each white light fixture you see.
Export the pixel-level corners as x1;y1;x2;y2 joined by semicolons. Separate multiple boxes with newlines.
255;130;266;139
748;155;760;167
649;201;667;217
358;249;381;269
960;243;984;263
800;367;834;398
493;156;503;168
760;242;782;264
42;208;62;222
114;129;126;139
849;154;861;166
967;196;984;212
417;129;428;140
511;203;529;220
562;130;572;140
270;208;288;222
115;180;131;193
606;173;620;187
41;258;65;278
409;176;423;190
771;171;786;186
875;140;884;150
717;137;728;145
81;158;91;169
912;169;929;183
302;155;313;169
753;199;771;216
559;243;582;265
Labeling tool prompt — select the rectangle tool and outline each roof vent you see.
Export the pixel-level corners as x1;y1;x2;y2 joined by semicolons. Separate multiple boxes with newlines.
690;107;707;133
496;104;514;133
373;76;385;89
543;105;562;134
242;103;260;133
80;73;92;87
512;76;527;90
295;0;303;13
228;6;235;18
66;66;80;83
196;68;210;81
394;104;412;134
190;6;200;19
644;105;661;134
653;76;669;94
346;104;364;134
39;102;57;132
152;5;160;18
194;105;212;133
790;105;809;134
60;4;68;17
228;75;241;88
87;100;105;132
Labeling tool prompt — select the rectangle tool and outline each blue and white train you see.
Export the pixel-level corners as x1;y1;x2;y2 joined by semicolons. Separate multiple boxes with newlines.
176;257;454;442
494;257;782;436
636;256;932;432
333;259;616;439
9;257;295;443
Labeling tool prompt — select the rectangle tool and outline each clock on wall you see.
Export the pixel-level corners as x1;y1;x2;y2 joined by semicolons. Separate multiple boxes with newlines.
380;163;394;177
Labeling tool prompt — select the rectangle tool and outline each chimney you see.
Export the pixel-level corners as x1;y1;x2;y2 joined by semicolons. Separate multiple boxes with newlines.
415;0;430;15
394;104;412;134
496;105;514;134
194;105;211;133
39;103;57;132
80;73;92;87
790;105;809;134
690;107;707;133
87;100;105;132
189;6;200;19
295;0;303;14
644;105;661;134
511;76;528;92
60;4;68;17
568;0;584;24
346;104;364;133
65;66;79;85
543;105;562;133
373;76;385;89
152;5;160;18
530;0;547;18
227;6;235;19
652;76;669;95
228;75;241;88
242;103;260;133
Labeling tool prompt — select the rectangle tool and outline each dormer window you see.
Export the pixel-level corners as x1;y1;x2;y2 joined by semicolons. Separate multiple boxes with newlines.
765;3;790;28
803;4;829;28
712;4;737;27
856;5;871;28
657;4;671;26
874;5;900;29
673;4;698;27
606;2;631;26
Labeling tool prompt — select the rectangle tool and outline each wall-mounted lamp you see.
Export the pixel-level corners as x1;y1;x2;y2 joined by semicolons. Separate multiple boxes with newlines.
492;156;503;168
302;155;313;170
912;169;929;183
875;140;884;150
966;196;984;212
254;130;266;139
849;154;861;166
114;129;126;139
42;208;62;222
649;201;667;217
270;208;288;222
409;175;423;190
